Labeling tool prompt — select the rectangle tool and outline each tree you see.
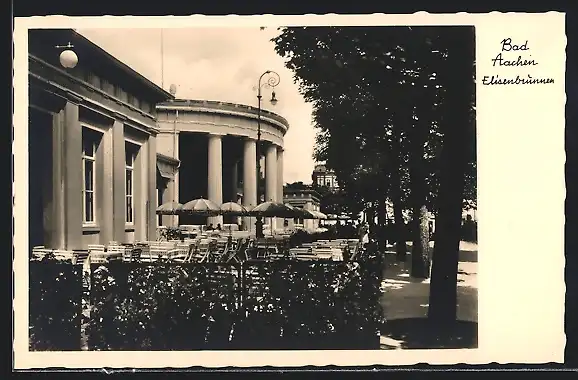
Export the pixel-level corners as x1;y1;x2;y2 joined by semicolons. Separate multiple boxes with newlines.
427;27;476;324
272;27;476;289
285;181;310;191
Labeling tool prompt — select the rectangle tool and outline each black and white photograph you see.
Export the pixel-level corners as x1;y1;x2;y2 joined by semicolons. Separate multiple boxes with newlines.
13;13;565;368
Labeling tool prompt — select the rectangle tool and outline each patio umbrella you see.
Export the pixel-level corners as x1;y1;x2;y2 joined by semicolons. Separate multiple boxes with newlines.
181;198;221;216
311;210;328;220
220;202;249;216
249;201;301;237
155;201;183;215
299;208;318;219
249;201;299;218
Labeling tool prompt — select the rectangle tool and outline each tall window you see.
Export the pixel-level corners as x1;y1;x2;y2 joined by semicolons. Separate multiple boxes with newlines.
125;142;139;224
82;128;99;224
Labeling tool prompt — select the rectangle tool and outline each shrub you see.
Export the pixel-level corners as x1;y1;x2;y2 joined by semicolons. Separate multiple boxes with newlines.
86;260;382;350
31;257;383;351
29;257;82;351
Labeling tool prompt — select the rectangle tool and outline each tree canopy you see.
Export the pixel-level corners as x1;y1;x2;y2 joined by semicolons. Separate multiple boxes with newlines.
273;26;476;214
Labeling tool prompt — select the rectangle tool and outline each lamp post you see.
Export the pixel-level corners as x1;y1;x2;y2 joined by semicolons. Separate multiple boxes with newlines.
255;70;280;237
56;42;78;69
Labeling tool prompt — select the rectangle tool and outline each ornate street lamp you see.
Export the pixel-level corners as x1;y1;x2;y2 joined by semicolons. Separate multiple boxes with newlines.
255;70;280;237
56;42;78;69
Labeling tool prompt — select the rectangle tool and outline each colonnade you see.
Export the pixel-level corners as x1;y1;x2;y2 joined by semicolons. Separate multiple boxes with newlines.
205;133;284;230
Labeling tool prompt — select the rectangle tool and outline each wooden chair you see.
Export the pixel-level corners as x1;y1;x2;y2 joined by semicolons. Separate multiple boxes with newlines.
52;249;74;261
31;247;52;261
107;245;126;262
89;249;109;264
72;250;90;266
167;247;188;262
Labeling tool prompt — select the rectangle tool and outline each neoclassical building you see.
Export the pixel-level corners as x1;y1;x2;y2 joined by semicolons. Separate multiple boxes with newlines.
312;163;339;191
283;188;322;232
27;29;174;251
156;100;289;231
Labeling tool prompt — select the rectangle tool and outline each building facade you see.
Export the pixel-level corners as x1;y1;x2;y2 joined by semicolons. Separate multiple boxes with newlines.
312;163;339;191
156;100;289;231
28;29;173;251
283;188;322;232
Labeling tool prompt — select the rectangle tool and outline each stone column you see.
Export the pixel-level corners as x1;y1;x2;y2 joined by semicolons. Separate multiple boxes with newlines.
276;147;284;230
207;133;223;226
51;111;65;249
58;100;84;250
112;119;126;243
99;127;114;245
242;138;257;232
277;147;284;203
265;144;278;231
147;135;158;241
265;144;278;202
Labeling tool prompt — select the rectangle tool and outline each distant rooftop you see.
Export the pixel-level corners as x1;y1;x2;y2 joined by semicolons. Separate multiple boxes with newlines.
313;163;334;173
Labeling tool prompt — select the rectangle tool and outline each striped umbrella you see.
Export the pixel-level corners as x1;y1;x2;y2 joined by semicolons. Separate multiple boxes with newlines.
155;201;183;215
181;198;221;216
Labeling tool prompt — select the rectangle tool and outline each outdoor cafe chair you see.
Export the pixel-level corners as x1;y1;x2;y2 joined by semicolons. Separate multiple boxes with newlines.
128;247;143;262
72;250;90;266
107;245;127;261
167;248;188;262
52;249;75;262
89;250;110;264
149;246;168;262
87;244;105;252
31;246;52;261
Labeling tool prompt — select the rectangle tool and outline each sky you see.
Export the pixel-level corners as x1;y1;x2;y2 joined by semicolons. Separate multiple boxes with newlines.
77;27;316;184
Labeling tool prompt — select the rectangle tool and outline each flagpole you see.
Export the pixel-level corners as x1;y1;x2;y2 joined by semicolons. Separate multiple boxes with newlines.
161;29;165;90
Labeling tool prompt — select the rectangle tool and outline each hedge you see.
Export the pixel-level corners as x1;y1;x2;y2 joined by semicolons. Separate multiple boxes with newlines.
29;260;83;351
30;257;383;351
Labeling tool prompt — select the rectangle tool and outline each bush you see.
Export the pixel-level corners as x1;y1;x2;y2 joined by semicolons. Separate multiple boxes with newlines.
87;262;239;350
237;261;382;350
30;258;383;351
86;260;382;350
29;258;82;351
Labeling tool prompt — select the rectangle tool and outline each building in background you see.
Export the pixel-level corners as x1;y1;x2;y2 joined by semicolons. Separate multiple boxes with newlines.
156;100;289;231
283;188;322;232
311;163;339;191
28;29;173;251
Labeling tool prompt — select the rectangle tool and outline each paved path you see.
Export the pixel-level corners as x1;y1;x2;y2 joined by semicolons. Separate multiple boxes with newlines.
379;241;478;349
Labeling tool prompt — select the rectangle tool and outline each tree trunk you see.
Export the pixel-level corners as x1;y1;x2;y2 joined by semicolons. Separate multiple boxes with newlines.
390;125;407;262
366;202;376;243
411;205;431;278
409;105;431;278
409;156;430;278
428;26;475;325
376;196;388;253
392;201;407;261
